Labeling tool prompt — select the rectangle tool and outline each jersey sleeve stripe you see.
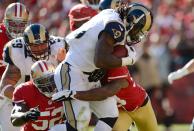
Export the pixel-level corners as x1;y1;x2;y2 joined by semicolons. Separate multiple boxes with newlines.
108;74;128;80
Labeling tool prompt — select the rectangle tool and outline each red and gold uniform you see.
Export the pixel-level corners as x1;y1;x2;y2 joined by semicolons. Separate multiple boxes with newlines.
13;81;64;131
0;23;10;78
104;66;159;131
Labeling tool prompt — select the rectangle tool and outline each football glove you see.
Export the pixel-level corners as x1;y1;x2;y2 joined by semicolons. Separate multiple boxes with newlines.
115;96;126;107
121;45;137;66
88;69;106;82
52;90;77;102
23;107;40;121
168;68;189;84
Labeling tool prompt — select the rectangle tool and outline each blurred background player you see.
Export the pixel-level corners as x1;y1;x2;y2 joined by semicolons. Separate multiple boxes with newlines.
68;3;98;31
0;23;65;131
0;2;29;79
168;59;194;131
0;2;29;131
80;0;101;10
11;60;64;131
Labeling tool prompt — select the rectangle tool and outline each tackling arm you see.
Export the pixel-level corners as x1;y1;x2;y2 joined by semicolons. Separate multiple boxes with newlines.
0;64;21;99
52;78;128;102
168;59;194;84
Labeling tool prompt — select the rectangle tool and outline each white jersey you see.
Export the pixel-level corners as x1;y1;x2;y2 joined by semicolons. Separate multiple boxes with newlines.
3;35;65;84
65;9;126;72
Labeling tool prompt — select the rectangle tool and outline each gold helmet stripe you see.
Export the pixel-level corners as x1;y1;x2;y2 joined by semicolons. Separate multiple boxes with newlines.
129;5;152;32
40;26;46;42
27;27;35;44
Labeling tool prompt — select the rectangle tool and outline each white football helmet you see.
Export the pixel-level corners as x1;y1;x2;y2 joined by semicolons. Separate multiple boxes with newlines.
31;60;56;98
4;2;29;38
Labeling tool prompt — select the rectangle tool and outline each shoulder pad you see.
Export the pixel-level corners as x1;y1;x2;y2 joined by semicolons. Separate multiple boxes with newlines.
104;21;125;43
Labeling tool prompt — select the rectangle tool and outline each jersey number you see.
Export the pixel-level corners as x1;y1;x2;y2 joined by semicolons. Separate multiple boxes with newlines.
12;43;23;48
31;106;63;130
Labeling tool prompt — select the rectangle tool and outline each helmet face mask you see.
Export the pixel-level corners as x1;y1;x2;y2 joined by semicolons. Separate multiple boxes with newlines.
24;24;50;61
31;61;56;98
4;2;29;38
33;73;56;98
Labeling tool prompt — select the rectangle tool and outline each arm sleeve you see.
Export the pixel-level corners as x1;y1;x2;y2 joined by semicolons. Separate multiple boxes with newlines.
107;66;129;81
3;44;14;65
12;85;25;104
103;21;126;43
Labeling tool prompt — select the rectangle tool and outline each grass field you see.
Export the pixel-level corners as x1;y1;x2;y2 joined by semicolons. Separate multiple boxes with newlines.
88;124;190;131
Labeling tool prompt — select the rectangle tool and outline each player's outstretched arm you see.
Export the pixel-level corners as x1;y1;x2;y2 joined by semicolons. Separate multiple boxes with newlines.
52;78;128;102
0;64;21;99
168;59;194;84
11;103;40;126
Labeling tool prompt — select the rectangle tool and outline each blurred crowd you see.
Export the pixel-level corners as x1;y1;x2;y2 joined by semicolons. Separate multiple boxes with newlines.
1;0;194;127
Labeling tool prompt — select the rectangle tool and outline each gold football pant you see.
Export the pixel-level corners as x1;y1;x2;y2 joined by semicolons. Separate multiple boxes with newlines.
113;99;159;131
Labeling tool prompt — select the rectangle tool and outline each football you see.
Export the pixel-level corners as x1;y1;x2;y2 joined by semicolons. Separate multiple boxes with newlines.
112;45;128;58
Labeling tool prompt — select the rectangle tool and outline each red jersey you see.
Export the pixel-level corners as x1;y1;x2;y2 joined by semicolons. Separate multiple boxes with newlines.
105;66;147;111
0;23;10;78
13;81;64;131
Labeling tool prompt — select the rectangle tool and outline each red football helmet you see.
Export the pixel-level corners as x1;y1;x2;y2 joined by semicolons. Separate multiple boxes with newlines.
68;4;98;31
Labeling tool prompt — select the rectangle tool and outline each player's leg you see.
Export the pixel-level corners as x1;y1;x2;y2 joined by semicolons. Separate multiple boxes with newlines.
113;109;133;131
54;62;92;130
129;99;159;131
90;96;119;131
190;117;194;131
0;98;20;131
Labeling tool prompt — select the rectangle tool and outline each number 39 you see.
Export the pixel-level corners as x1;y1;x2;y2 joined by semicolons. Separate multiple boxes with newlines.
32;107;63;130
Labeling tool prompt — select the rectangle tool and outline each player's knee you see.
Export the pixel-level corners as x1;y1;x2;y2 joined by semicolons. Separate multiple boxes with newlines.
99;117;118;128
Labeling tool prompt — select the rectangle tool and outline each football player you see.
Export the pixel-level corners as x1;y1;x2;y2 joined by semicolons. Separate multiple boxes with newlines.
11;60;64;131
53;3;153;131
0;24;66;131
80;0;101;10
68;4;98;31
168;59;194;131
0;2;29;131
0;2;29;78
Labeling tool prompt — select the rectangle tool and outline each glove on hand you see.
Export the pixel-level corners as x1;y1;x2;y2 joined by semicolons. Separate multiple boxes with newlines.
52;90;76;102
24;107;40;121
88;69;106;82
121;45;137;66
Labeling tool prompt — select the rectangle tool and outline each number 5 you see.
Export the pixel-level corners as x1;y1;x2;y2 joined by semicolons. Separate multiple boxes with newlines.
32;107;63;130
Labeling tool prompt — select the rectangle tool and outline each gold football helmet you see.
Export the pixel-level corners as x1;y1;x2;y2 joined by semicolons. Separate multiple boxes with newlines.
31;60;56;98
23;24;50;61
4;2;29;38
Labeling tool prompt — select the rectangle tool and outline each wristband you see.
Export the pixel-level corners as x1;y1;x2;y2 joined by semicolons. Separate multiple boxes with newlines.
70;91;77;100
121;57;134;66
176;68;189;78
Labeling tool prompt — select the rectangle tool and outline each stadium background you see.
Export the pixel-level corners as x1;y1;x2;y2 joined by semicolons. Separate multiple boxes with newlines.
0;0;194;131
